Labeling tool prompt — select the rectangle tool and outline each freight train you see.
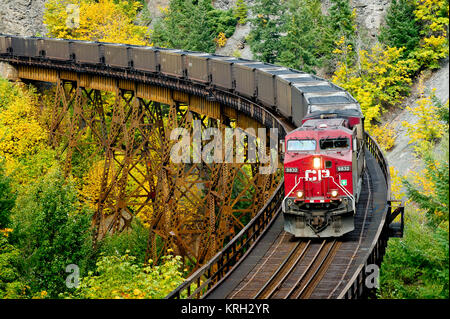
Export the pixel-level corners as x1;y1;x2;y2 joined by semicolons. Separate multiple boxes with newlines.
0;35;365;237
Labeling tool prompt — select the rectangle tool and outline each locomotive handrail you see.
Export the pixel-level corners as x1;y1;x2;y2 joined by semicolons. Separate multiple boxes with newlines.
281;177;303;212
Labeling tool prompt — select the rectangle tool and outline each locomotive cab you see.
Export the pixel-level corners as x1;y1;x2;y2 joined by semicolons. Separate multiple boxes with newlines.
283;118;364;237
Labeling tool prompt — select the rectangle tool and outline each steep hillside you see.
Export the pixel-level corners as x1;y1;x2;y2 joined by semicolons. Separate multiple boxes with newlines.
386;59;449;176
217;0;393;59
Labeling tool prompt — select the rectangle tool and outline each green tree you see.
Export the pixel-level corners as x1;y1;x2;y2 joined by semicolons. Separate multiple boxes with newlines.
10;170;95;297
327;0;356;39
379;0;421;58
152;0;236;52
276;0;328;72
325;0;357;70
403;133;449;226
248;0;288;64
0;164;15;229
234;0;249;24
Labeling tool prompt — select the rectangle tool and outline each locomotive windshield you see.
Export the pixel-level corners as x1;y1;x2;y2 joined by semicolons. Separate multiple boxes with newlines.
319;138;349;150
287;139;316;151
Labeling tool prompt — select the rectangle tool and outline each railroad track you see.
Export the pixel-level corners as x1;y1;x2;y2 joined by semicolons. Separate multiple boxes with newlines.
287;240;341;299
250;239;341;299
205;115;382;300
216;160;373;300
254;240;311;299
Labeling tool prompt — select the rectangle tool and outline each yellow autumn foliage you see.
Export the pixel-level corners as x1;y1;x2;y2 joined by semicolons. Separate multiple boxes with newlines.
389;166;405;200
0;84;47;160
0;80;55;180
79;159;115;215
215;32;227;48
332;43;414;131
0;79;62;194
44;0;151;45
371;122;397;152
413;0;449;69
407;166;437;195
402;80;447;156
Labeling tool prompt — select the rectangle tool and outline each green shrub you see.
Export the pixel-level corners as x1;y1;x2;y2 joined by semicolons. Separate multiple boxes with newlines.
379;0;421;59
67;253;184;299
0;236;30;299
10;170;95;297
234;0;248;24
379;209;449;299
98;219;149;265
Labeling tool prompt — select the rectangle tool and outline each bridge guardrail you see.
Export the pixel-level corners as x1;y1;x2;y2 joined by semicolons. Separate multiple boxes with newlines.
166;181;285;299
338;132;405;299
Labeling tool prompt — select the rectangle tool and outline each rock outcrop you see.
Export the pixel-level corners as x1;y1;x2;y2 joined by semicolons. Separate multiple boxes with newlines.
322;0;391;39
0;0;47;36
213;0;255;10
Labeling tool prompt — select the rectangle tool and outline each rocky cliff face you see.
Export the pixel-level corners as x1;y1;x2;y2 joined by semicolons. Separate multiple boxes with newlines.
351;0;391;38
213;0;255;10
146;0;169;22
0;0;47;36
0;0;390;39
321;0;391;39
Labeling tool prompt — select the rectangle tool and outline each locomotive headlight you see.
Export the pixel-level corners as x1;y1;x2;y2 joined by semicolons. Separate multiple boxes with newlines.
297;191;304;198
331;190;338;198
313;157;321;169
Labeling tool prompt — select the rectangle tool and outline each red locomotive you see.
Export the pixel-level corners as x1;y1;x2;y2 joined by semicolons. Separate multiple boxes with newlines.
283;114;365;237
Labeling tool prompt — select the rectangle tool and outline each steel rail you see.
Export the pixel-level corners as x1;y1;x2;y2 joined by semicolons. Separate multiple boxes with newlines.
328;169;372;298
291;240;341;299
284;240;328;299
254;240;311;299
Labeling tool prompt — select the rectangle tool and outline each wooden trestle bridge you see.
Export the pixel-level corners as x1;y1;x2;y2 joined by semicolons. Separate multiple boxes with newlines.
0;40;404;299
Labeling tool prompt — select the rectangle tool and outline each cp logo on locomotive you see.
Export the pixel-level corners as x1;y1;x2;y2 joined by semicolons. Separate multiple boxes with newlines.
305;169;330;182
